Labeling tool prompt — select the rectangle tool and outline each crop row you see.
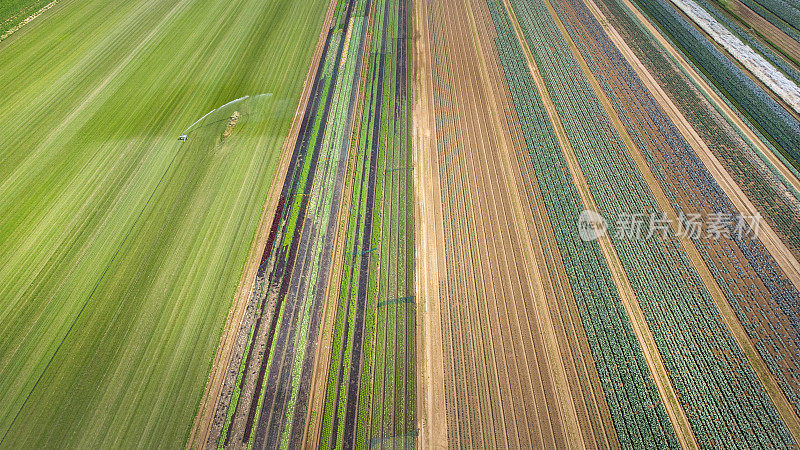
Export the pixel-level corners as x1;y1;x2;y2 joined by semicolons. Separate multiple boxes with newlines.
736;0;800;45
633;0;800;165
426;1;495;445
753;0;800;30
598;0;800;260
210;0;371;446
505;0;796;445
553;0;800;425
318;0;416;446
485;0;680;447
693;0;800;86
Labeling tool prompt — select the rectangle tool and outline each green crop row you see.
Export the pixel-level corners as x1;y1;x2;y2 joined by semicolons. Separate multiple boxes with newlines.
485;0;680;446
503;0;797;445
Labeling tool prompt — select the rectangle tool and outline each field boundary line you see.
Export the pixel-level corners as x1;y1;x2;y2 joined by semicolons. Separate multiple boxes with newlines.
501;0;698;447
186;0;340;445
412;0;447;445
583;0;800;439
462;0;585;445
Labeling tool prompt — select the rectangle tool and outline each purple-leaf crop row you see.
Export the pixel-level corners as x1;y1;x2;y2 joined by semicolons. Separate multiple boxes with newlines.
506;0;796;445
634;0;800;166
485;0;679;446
552;0;800;423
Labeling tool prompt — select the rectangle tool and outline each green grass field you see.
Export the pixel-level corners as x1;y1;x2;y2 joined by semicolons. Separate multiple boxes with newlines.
0;0;51;36
0;0;327;446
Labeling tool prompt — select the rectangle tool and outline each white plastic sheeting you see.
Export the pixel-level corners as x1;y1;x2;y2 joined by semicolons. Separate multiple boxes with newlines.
670;0;800;113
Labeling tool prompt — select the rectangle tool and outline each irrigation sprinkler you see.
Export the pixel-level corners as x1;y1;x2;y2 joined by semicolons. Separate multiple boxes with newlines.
176;94;272;140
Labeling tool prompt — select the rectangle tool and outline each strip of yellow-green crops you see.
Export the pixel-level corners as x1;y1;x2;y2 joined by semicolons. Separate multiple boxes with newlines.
0;0;327;446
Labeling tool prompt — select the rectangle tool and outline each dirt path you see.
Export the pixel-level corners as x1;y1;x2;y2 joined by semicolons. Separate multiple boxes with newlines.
501;1;698;447
186;0;339;446
412;0;447;446
584;0;800;440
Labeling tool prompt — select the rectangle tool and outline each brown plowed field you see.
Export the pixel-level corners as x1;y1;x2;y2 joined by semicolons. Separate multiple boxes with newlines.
416;0;620;446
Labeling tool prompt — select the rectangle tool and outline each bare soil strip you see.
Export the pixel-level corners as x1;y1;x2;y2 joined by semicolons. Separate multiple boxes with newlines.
186;0;339;446
422;0;584;444
501;1;698;447
412;0;447;446
462;0;587;446
584;0;800;439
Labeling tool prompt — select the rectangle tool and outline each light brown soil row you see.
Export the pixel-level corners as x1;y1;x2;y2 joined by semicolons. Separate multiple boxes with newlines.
483;12;620;446
501;1;699;447
186;0;339;446
428;0;521;445
463;0;598;446
423;0;615;446
513;140;620;450
433;3;504;444
412;0;447;445
583;0;800;439
470;2;620;445
423;3;469;445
